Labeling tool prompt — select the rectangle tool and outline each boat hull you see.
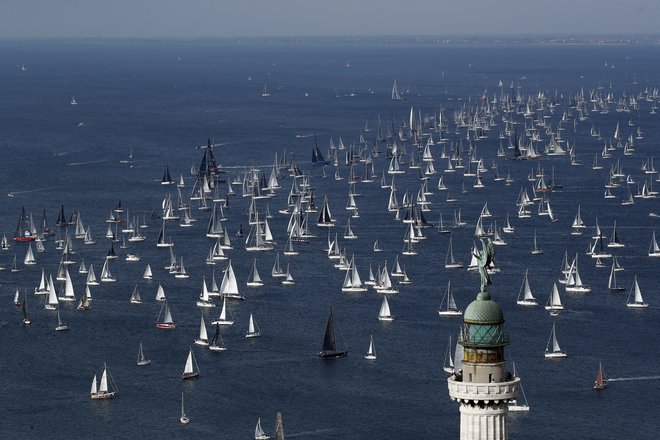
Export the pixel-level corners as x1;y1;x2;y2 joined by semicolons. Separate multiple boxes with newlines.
319;350;348;359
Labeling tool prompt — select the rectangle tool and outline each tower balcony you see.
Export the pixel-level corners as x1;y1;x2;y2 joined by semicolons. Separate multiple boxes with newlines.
448;376;520;404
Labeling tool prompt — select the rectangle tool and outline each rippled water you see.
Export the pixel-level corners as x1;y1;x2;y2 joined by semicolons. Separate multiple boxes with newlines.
0;41;659;439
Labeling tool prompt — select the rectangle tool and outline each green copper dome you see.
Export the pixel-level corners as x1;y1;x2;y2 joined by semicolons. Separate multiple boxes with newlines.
463;291;504;324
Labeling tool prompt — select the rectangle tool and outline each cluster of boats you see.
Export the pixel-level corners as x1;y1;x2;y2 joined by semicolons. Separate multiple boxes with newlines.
5;72;660;435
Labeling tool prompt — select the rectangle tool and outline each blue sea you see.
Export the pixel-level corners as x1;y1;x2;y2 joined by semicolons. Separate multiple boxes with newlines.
1;40;659;439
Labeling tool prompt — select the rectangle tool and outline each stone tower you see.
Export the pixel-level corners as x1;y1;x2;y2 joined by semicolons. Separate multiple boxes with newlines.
447;269;520;439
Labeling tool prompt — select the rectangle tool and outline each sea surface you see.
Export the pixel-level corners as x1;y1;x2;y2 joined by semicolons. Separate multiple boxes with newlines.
0;40;659;439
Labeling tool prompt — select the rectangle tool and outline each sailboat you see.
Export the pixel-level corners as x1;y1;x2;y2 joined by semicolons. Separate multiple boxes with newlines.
211;297;234;325
565;254;591;293
648;231;660;257
86;264;99;286
442;334;454;374
607;263;625;292
508;362;530;411
438;281;462;316
255;417;270;440
531;230;543;255
77;286;92;310
22;292;31;325
378;295;394;321
593;362;608;390
181;347;200;380
129;284;142;304
137;342;151;366
246;258;264;287
143;264;153;279
364;334;377;360
318;306;348;358
246;313;262;338
55;308;69;331
156;301;176;329
544;283;564;314
196;277;215;308
219;260;245;300
45;277;59;310
208;323;227;351
391;79;402;100
516;269;538;306
261;83;270;97
194;314;210;346
180;392;190;424
626;276;649;308
544;322;567;358
90;364;117;400
444;236;464;269
341;256;367;292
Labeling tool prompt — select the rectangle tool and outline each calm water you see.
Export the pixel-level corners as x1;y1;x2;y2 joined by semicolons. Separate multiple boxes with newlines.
0;41;659;439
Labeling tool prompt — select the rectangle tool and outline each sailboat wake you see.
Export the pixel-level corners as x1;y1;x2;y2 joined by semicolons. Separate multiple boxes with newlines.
608;375;660;382
68;159;109;166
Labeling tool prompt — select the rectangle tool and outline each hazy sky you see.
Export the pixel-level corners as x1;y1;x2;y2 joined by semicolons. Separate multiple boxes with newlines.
2;0;658;39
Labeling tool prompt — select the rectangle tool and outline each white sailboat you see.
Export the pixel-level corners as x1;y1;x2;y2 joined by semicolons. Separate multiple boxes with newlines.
531;230;543;255
58;269;76;302
246;313;262;338
508;362;530;412
194;314;210;346
544;283;564;313
182;347;200;380
143;264;153;279
565;254;591;292
196;277;215;308
45;277;59;310
255;417;270;440
219;260;244;300
544;322;567;358
378;295;394;321
100;258;116;282
246;258;264;287
55;308;69;331
86;264;99;286
607;262;625;292
438;281;462;316
442;334;454;374
156;300;175;329
626;275;649;308
180;392;190;424
130;284;142;304
516;269;537;306
212;297;234;325
341;256;367;292
23;242;36;265
137;342;151;366
648;231;660;257
364;334;377;360
444;236;463;269
155;283;166;302
90;363;116;399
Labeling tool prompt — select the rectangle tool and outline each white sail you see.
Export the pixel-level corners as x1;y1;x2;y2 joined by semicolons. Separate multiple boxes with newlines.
220;260;243;299
246;313;261;338
99;367;109;393
184;350;194;375
378;296;393;321
90;375;98;395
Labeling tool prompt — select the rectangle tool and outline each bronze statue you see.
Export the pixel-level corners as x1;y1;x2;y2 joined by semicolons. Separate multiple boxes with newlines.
473;238;495;292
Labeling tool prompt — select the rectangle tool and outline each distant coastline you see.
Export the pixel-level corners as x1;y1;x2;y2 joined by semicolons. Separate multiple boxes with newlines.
1;35;660;46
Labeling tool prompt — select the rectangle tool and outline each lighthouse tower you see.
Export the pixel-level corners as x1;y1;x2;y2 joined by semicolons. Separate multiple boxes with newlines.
448;242;520;440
